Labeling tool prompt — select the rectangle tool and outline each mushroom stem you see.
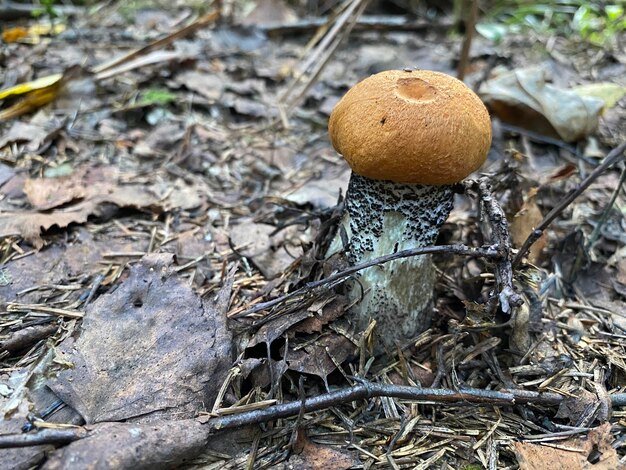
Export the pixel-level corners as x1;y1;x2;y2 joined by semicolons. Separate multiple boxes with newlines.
329;173;454;350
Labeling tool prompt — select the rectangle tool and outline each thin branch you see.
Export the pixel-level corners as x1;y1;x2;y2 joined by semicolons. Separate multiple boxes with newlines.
513;141;626;267
231;244;500;318
585;165;626;250
457;0;478;81
0;428;87;448
261;15;452;36
3;384;625;449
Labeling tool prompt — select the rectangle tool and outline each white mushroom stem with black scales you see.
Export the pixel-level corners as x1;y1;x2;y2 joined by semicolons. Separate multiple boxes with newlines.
327;69;492;351
328;173;454;348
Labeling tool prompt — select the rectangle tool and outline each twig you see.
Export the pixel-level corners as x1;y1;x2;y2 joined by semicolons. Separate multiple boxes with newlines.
277;0;369;121
261;15;452;36
466;179;523;313
6;303;84;319
231;244;500;318
0;323;58;354
585;165;626;250
0;428;86;448
91;11;219;75
3;384;625;449
457;0;478;81
513;141;626;267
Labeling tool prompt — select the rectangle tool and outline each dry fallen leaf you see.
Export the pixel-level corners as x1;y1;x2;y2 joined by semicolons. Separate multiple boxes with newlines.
48;254;233;424
285;333;355;380
480;66;605;142
0;121;54;152
509;189;546;264
0;164;208;248
284;428;359;470
0;186;160;249
0;227;139;309
512;423;620;470
176;70;224;101
42;420;209;470
229;218;302;279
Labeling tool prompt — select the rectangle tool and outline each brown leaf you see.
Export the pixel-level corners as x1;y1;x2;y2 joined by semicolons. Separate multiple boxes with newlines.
1;164;208;248
291;296;347;334
509;191;546;264
229;218;301;279
0;187;159;248
23;165;114;210
42;420;209;470
555;389;599;425
285;429;359;470
512;423;620;470
286;333;355;379
48;254;233;424
176;70;224;101
0;122;50;152
0;227;143;309
247;308;312;348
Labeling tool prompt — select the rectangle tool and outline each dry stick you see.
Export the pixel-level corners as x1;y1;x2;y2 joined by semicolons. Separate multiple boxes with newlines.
2;385;625;449
91;11;219;75
278;0;363;104
513;141;626;268
278;0;370;119
585;165;626;250
456;0;478;81
262;15;452;36
467;179;523;313
232;244;500;318
285;4;367;117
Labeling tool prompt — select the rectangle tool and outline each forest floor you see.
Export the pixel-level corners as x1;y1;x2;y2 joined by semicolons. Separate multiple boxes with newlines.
0;1;625;469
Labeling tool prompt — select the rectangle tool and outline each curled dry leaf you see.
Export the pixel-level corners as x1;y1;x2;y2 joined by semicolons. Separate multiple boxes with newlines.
480;66;604;142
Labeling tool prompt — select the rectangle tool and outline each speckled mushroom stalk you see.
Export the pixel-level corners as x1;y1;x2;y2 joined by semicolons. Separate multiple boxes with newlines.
328;174;454;349
327;69;492;352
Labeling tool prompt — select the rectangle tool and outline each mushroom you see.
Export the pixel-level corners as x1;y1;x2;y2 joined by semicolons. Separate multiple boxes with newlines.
327;69;492;351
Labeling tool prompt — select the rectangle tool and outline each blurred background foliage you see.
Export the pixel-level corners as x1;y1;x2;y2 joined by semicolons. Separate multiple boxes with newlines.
6;0;626;48
477;1;625;46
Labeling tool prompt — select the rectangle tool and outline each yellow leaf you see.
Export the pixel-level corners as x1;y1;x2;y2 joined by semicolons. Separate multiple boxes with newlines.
0;74;62;101
571;82;626;110
2;27;28;43
28;23;66;37
0;85;61;121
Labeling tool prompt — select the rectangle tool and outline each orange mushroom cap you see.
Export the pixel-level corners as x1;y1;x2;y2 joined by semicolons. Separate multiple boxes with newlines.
328;70;492;185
